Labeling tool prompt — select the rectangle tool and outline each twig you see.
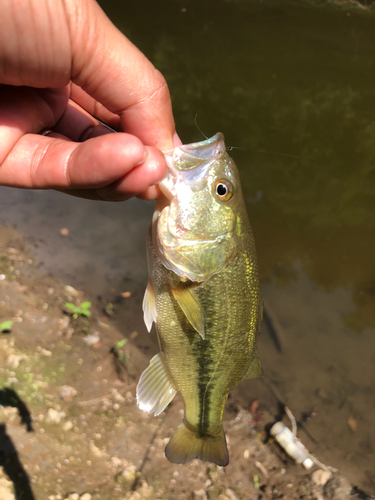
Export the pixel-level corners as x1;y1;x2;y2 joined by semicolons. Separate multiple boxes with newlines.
254;460;269;477
310;455;337;474
285;406;297;438
78;384;135;406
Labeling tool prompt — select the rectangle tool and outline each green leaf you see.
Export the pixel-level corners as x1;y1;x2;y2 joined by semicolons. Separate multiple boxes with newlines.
1;320;13;332
64;302;77;310
80;310;91;317
80;301;91;309
114;338;128;351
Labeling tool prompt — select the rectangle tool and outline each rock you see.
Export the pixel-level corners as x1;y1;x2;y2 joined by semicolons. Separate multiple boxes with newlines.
40;348;52;357
83;333;100;346
193;490;208;500
117;465;138;487
80;494;92;500
125;493;141;500
7;354;22;368
66;494;79;500
46;408;66;423
312;469;332;486
60;385;77;401
323;474;352;500
65;285;78;297
225;489;239;500
63;421;73;431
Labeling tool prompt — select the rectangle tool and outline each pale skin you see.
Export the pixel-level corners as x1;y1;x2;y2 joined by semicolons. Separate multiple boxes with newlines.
0;0;180;201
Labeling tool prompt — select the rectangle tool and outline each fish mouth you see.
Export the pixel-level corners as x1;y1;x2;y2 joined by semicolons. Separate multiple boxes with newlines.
160;133;226;199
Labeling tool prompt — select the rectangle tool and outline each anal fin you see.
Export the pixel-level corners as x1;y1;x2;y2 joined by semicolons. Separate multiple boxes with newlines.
142;280;156;332
243;350;263;379
136;353;177;416
171;286;205;339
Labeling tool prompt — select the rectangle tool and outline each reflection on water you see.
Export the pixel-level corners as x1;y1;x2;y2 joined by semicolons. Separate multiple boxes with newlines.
1;0;375;492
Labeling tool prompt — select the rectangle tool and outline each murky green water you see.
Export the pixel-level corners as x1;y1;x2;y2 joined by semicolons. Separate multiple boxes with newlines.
1;0;375;493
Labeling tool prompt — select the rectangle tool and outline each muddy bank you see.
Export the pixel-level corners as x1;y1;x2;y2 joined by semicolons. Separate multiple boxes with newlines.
0;223;372;500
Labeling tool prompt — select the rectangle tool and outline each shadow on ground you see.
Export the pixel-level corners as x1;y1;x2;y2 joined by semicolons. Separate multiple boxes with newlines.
0;389;35;500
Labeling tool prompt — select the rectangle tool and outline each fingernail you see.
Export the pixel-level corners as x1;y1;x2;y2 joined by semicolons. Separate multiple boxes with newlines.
135;147;149;166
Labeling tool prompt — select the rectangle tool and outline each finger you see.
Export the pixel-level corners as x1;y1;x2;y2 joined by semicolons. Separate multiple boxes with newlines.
66;0;175;150
0;132;166;201
70;83;122;131
53;98;114;141
0;85;69;164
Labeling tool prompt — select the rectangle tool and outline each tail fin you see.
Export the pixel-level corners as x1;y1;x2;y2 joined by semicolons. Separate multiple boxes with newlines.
165;423;229;466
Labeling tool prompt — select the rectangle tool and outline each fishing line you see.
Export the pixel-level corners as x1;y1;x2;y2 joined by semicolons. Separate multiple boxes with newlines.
194;114;208;140
226;144;300;159
97;113;300;160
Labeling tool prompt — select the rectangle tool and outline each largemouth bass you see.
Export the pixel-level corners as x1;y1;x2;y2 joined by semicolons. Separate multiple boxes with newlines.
136;133;263;466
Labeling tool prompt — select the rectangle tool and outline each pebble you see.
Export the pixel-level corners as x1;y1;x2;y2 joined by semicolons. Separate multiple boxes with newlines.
63;421;73;431
193;490;208;500
225;489;239;500
60;385;77;401
80;494;91;500
66;495;79;500
40;348;52;357
312;469;332;486
46;408;66;423
65;285;78;297
7;355;22;368
323;475;352;500
83;333;100;346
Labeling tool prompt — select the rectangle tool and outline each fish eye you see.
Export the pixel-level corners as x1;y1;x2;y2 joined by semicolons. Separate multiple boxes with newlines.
214;179;233;202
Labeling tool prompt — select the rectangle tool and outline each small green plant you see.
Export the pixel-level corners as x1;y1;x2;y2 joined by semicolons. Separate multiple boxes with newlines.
113;338;129;364
1;320;13;333
104;302;115;317
113;338;128;351
65;301;91;319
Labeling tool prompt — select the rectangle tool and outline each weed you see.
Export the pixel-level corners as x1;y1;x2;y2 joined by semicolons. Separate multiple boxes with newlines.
65;301;91;319
112;338;129;365
1;320;13;333
113;338;128;351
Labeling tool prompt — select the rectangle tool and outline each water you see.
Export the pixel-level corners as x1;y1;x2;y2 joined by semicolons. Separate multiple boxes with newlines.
1;0;375;492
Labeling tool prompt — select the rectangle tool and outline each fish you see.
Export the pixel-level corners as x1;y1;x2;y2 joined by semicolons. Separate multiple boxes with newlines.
136;133;263;467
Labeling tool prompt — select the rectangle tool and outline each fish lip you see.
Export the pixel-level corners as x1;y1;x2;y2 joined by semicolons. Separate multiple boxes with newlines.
160;132;226;198
163;132;225;165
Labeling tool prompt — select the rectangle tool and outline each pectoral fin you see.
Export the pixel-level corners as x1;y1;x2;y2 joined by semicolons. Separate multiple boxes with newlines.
243;350;263;379
171;286;205;339
136;353;177;416
142;280;157;332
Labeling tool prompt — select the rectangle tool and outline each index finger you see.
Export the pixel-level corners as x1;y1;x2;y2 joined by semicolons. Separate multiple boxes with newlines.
66;0;175;151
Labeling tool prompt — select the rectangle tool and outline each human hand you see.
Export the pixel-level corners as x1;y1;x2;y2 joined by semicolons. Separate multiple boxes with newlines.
0;0;178;201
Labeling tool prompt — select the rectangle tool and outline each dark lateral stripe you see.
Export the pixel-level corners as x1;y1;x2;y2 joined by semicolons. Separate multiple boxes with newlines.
196;334;213;436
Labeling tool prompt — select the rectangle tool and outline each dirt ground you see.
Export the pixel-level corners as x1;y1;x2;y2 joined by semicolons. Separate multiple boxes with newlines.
0;224;372;500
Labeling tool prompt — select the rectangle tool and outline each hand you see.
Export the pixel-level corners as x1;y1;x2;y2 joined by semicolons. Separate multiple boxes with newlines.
0;0;177;201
